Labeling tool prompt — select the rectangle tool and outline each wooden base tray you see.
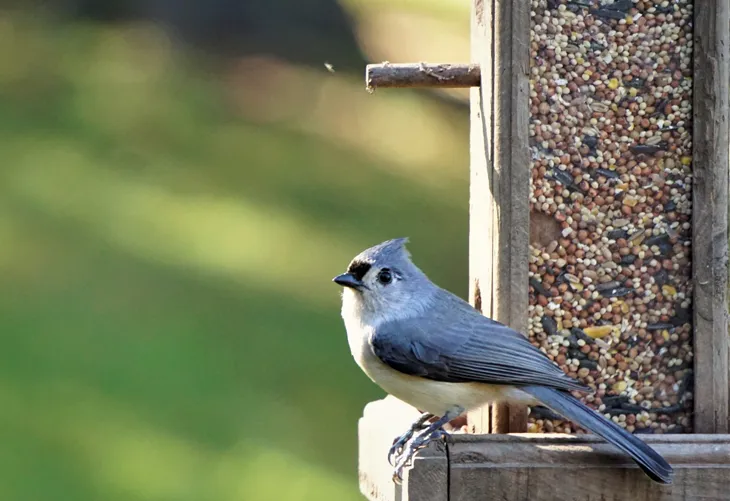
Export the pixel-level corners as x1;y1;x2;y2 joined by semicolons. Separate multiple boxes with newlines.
359;397;730;501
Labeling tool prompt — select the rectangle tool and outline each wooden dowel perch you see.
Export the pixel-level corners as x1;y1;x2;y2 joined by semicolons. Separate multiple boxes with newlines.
366;63;481;90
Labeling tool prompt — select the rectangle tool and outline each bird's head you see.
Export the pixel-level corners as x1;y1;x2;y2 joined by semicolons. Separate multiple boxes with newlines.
333;238;433;323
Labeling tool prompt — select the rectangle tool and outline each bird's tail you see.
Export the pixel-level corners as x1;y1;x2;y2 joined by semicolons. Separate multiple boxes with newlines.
522;385;673;484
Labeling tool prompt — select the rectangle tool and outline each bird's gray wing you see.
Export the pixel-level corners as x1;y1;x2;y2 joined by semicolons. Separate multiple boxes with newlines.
370;303;588;393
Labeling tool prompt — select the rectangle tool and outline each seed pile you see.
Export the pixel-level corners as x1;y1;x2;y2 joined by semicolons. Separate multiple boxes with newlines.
527;0;694;435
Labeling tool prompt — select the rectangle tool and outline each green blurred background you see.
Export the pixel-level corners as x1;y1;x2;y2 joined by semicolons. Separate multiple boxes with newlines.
0;1;472;500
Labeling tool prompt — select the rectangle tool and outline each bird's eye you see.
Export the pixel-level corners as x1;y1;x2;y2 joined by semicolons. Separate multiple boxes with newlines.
377;269;393;285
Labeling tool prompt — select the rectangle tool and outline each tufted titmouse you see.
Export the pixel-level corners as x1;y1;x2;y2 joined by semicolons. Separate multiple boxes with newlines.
333;238;673;484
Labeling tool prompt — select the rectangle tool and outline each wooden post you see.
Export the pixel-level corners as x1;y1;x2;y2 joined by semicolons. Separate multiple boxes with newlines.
359;398;448;501
691;1;730;434
467;0;531;434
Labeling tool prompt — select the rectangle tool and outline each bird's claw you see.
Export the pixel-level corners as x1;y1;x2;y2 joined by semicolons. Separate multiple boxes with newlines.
390;426;451;483
387;436;409;467
388;413;433;467
388;429;421;466
392;449;414;485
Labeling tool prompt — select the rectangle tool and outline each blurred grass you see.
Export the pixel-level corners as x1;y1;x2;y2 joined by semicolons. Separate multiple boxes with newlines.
0;7;469;501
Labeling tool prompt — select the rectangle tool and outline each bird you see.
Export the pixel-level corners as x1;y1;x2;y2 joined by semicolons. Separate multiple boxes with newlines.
332;237;673;485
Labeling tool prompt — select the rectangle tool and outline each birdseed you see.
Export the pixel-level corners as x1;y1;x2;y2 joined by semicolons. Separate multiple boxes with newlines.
527;0;694;435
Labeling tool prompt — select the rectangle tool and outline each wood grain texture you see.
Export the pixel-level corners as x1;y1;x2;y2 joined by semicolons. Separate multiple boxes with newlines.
467;0;494;436
365;63;480;89
359;408;730;501
358;397;448;501
467;0;531;435
449;434;730;501
691;0;730;434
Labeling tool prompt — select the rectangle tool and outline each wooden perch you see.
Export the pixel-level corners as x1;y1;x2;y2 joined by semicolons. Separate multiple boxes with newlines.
366;63;481;89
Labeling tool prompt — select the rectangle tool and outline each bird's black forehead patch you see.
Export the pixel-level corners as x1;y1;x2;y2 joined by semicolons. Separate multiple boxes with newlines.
347;260;372;281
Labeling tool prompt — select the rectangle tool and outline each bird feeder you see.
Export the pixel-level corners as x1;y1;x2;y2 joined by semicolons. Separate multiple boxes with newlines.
358;0;729;499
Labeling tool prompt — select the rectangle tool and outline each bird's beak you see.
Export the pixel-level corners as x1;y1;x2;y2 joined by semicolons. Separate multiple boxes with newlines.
333;272;365;290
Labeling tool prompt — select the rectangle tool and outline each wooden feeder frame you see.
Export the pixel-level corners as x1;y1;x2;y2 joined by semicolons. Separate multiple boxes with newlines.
358;1;729;500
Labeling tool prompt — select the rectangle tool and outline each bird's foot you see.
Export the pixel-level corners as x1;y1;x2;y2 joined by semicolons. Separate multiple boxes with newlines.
391;425;451;484
388;412;434;466
389;407;462;484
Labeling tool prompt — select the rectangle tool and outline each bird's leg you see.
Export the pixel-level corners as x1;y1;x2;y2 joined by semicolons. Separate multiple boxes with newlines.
392;407;462;484
388;412;434;466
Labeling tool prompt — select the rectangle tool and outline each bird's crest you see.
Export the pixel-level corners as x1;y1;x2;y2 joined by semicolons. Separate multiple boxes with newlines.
351;237;411;268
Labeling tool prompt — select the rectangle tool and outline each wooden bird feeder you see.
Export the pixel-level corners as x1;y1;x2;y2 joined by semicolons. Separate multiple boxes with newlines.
357;1;729;499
